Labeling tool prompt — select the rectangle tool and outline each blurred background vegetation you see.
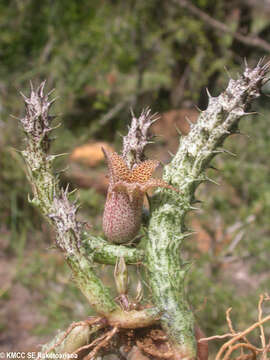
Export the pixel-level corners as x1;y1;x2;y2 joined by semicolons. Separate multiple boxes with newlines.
1;0;270;355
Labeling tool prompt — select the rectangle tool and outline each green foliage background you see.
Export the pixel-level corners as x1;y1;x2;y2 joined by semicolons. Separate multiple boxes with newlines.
0;0;270;353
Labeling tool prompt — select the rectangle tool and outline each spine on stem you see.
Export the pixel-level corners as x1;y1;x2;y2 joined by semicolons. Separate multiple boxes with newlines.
146;61;269;359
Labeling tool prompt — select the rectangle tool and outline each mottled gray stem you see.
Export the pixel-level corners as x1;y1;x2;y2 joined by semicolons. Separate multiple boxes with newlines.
19;82;158;327
83;235;144;265
20;83;118;315
146;61;269;359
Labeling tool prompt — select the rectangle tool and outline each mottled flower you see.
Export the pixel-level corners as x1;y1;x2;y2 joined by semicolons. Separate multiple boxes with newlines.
102;148;177;243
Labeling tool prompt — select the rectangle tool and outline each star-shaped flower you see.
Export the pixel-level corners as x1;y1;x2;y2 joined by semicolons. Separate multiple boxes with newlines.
102;148;177;243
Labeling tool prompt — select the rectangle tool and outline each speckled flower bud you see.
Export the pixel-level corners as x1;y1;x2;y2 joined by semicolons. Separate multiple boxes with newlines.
102;148;178;244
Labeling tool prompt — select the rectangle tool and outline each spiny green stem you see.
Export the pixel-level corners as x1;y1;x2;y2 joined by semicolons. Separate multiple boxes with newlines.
19;82;157;324
23;144;118;314
146;61;269;359
83;235;144;265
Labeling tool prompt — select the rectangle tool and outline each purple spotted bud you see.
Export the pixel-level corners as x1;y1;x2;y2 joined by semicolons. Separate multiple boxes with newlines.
102;148;177;244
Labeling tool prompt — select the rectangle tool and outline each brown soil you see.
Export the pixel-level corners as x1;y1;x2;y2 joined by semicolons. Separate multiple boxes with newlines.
0;258;49;352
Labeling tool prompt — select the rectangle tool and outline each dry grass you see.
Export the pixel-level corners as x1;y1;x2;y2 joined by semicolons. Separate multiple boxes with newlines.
200;294;270;360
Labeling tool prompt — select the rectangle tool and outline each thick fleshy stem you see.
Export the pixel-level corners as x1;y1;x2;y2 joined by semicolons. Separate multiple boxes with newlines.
83;235;144;265
18;82;159;327
146;60;270;359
